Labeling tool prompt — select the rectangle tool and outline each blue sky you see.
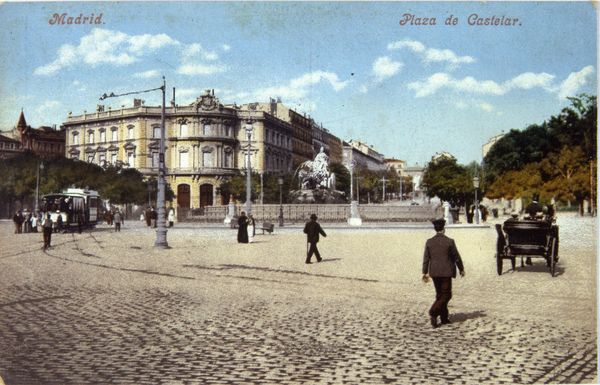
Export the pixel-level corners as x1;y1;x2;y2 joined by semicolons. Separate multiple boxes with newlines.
0;1;596;165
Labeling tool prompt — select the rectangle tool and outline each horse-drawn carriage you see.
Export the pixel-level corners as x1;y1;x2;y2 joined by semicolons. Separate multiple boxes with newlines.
495;217;559;277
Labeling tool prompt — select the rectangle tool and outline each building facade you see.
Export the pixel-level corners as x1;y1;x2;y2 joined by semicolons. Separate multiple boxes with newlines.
342;139;386;172
62;91;301;211
0;134;23;159
8;111;66;158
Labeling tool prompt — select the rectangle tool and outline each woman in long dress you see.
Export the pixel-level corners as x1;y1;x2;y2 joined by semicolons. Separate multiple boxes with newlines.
237;211;249;243
247;214;256;243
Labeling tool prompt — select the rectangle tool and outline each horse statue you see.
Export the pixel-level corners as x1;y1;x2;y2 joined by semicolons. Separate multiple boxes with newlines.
294;147;332;190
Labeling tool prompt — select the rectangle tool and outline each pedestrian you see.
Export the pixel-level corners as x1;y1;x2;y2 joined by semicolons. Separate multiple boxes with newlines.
303;213;327;264
167;207;175;228
113;209;123;232
422;218;465;328
13;211;23;234
145;207;152;227
237;211;249;243
42;212;53;250
23;210;31;233
248;214;256;243
151;207;157;228
525;194;544;220
31;212;38;233
55;211;63;233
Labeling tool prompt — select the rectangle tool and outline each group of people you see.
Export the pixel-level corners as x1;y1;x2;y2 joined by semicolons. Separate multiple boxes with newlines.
236;211;256;243
12;209;65;235
141;206;176;228
104;209;124;232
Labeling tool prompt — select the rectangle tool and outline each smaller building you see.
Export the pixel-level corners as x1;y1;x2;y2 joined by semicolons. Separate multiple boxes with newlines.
384;158;406;176
12;110;65;158
0;133;23;159
342;139;386;171
404;163;426;201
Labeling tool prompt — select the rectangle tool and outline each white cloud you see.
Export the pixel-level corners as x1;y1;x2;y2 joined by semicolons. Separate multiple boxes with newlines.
133;70;161;79
177;63;226;75
35;28;180;75
478;102;494;112
222;44;231;51
388;38;474;67
253;70;349;104
557;65;595;100
36;100;61;115
454;99;496;113
408;71;556;97
372;56;403;82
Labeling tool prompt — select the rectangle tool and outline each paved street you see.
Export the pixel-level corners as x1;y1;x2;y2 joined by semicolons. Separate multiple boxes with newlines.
0;215;596;385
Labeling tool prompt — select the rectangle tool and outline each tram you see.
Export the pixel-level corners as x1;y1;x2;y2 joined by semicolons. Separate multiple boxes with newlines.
41;188;100;229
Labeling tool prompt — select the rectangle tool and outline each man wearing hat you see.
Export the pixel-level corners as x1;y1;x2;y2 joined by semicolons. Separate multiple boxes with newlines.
303;214;327;264
422;218;465;328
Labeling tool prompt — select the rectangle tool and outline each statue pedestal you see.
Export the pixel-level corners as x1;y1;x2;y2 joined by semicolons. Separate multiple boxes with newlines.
348;201;362;226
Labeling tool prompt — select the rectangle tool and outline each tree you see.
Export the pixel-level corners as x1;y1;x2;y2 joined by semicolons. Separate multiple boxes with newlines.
421;156;471;206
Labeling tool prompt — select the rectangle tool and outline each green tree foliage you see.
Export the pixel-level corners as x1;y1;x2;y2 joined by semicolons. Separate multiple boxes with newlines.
0;154;162;206
483;94;596;208
421;156;471;206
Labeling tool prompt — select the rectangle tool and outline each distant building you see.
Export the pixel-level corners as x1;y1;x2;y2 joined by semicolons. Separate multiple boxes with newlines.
0;133;23;159
404;163;426;200
482;132;505;158
384;158;406;176
342;139;386;171
11;110;65;158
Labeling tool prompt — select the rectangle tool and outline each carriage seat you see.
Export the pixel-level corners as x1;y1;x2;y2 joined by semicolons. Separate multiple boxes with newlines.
502;220;552;256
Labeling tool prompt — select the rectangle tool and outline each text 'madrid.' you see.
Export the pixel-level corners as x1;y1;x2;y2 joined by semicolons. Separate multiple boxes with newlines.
399;13;521;27
49;13;104;25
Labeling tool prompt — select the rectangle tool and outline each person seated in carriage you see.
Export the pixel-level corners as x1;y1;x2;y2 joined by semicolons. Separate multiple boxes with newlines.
524;194;545;220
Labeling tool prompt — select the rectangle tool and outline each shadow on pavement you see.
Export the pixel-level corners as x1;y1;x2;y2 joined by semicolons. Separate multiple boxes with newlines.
320;258;342;263
451;310;487;323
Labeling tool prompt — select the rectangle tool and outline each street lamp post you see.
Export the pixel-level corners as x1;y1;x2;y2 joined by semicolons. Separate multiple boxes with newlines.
35;161;44;212
473;175;480;225
101;77;169;248
244;120;254;215
260;172;264;205
399;176;403;201
278;177;284;227
347;161;362;226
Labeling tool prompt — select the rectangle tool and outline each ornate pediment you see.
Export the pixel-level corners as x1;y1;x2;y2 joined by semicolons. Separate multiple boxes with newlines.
193;90;221;112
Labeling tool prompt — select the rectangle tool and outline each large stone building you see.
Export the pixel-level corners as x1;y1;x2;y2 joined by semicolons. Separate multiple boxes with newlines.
62;90;345;211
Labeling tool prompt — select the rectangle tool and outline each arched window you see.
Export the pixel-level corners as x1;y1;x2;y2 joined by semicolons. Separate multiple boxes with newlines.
127;126;134;139
88;131;94;144
99;129;106;143
72;131;79;145
111;127;118;141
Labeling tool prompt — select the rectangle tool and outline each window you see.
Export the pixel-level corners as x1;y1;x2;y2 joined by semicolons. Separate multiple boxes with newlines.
224;149;233;168
127;152;134;167
203;124;211;136
224;126;231;137
179;151;189;168
99;130;106;143
128;126;134;139
88;132;94;143
180;123;188;137
202;151;212;167
99;153;106;165
111;128;118;141
87;154;95;163
152;151;159;168
72;132;79;145
111;153;117;164
153;125;161;138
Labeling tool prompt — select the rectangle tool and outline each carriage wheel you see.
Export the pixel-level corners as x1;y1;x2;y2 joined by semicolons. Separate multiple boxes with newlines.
496;253;503;275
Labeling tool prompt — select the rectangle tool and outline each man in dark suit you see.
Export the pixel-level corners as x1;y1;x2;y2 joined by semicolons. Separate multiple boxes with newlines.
303;213;327;264
525;194;544;220
422;218;465;328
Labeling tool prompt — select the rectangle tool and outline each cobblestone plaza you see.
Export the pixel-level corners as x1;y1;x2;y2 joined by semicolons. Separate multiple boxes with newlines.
0;215;596;385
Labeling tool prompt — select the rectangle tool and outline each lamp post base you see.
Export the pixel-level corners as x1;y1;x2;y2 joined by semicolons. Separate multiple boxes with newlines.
348;200;362;226
154;229;170;249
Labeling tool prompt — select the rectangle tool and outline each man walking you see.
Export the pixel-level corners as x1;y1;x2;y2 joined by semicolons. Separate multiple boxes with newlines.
113;209;123;232
422;218;465;328
303;214;326;264
42;213;53;250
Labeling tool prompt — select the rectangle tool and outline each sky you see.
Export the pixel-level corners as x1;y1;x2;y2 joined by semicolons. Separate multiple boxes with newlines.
0;1;596;165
